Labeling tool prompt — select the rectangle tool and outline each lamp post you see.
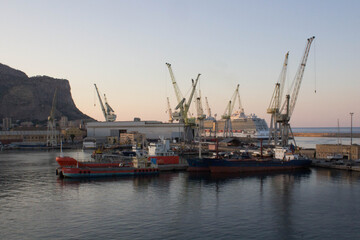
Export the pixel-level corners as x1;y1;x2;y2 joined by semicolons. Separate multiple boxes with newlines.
350;112;354;161
350;112;354;145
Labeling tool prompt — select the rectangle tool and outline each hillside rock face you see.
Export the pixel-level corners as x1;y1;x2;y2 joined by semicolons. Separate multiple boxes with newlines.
0;63;92;121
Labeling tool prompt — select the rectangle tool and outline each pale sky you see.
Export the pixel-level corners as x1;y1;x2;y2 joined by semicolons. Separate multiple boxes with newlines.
1;0;359;127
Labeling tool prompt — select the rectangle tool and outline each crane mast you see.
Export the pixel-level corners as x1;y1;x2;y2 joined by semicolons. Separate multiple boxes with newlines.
277;36;315;147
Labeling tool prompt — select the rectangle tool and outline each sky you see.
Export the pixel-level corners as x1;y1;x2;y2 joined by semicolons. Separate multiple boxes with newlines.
0;0;359;127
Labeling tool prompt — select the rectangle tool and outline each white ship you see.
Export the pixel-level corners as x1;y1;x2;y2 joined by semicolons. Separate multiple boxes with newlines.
203;110;269;139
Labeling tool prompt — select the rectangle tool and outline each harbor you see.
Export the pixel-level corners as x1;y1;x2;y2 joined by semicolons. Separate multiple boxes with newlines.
1;149;360;240
1;1;360;239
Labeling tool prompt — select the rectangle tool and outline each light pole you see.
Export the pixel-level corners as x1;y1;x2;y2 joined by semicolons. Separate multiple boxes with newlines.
350;112;354;145
350;112;354;161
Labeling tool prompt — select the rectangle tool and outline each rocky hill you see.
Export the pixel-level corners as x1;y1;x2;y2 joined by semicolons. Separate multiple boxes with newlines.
0;63;92;121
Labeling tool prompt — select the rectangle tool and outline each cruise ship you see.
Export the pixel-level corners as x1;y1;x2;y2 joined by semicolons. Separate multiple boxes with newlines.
203;110;269;139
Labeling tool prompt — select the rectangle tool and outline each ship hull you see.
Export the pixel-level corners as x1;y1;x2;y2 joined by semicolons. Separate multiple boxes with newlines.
208;159;312;173
58;167;159;178
186;158;212;172
148;156;179;165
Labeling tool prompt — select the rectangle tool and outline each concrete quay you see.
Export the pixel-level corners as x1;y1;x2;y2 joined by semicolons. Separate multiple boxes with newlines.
311;159;360;172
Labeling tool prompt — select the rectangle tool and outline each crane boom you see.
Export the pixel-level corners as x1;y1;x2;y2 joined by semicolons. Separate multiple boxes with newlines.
288;36;315;117
184;74;200;118
166;63;184;105
94;84;107;120
166;97;173;123
268;52;289;113
205;97;212;117
222;84;239;118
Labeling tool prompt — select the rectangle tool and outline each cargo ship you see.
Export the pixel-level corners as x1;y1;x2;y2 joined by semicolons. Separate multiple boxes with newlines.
187;147;311;173
56;148;158;178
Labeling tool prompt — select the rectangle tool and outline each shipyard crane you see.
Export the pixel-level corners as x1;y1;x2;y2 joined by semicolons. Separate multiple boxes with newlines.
166;63;195;120
221;84;240;137
94;84;116;122
193;84;206;140
47;88;57;147
277;36;315;147
267;52;289;146
166;97;173;123
174;75;200;141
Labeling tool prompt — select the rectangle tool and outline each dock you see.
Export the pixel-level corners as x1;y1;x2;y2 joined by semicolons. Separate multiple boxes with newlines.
311;159;360;172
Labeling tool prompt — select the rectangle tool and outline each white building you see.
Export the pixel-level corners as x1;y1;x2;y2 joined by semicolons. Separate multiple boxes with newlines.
86;120;184;142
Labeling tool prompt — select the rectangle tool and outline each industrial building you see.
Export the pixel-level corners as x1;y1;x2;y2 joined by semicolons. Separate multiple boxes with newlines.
86;120;184;142
316;144;360;160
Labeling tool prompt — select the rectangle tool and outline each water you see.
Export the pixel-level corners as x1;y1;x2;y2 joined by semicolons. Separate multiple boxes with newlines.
1;150;360;239
292;127;360;134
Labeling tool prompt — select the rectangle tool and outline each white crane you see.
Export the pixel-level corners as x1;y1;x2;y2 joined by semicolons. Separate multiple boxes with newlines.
94;84;116;122
267;52;289;146
221;84;240;137
47;88;57;147
277;36;315;147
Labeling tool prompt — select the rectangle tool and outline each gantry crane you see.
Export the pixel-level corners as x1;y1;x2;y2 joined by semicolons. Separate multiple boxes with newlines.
276;36;315;147
221;84;240;137
47;88;57;147
94;84;116;122
267;52;289;146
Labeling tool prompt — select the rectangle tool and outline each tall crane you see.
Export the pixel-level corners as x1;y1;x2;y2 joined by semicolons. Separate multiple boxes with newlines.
94;84;116;122
47;88;57;147
166;97;173;123
277;36;315;147
221;84;240;137
267;52;289;146
175;75;200;141
166;63;195;121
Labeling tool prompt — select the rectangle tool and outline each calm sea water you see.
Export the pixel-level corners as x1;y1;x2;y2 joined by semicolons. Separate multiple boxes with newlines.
292;127;360;134
291;127;360;148
1;150;360;240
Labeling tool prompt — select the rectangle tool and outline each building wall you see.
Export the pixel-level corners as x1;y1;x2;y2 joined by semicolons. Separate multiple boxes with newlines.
86;121;184;140
316;144;360;160
0;130;60;144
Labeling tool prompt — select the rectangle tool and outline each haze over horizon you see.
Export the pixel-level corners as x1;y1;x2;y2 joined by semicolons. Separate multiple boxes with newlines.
1;0;359;128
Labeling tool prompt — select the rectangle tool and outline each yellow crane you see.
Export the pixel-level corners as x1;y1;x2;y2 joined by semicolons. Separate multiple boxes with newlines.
267;52;289;146
276;36;315;147
221;84;240;137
